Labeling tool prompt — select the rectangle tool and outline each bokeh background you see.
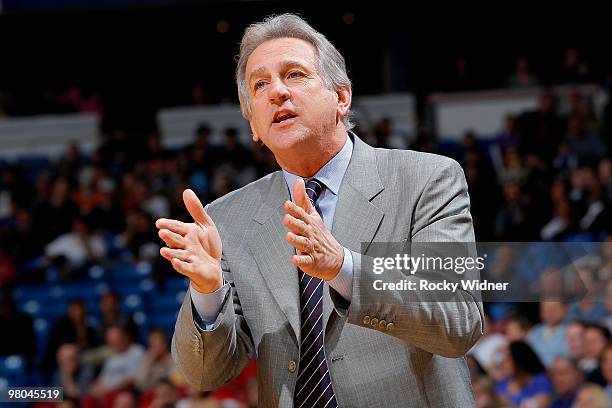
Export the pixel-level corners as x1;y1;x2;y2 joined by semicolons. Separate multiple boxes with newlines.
1;2;611;407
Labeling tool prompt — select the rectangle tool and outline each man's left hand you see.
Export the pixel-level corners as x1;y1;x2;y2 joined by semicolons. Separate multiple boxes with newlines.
283;178;344;281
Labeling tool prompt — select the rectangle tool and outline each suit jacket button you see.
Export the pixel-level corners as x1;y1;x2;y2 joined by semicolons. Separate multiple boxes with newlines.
386;322;395;331
370;317;379;327
288;360;297;373
378;319;386;329
363;315;371;325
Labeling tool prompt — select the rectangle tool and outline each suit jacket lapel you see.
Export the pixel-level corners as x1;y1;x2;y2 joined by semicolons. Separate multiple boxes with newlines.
247;172;301;342
323;134;385;330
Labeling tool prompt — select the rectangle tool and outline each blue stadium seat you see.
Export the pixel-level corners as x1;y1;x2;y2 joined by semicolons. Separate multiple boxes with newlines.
0;356;27;387
111;262;152;283
164;277;189;292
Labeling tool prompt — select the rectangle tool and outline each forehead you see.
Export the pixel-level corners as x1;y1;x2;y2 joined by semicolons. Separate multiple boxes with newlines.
246;37;317;75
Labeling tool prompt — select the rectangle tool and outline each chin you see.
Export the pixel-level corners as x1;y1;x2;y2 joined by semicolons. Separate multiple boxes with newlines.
268;127;309;150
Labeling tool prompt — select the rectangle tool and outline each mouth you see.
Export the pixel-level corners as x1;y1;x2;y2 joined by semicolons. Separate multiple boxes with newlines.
272;110;298;125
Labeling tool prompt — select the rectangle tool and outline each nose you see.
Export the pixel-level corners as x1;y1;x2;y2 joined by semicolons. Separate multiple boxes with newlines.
268;77;290;105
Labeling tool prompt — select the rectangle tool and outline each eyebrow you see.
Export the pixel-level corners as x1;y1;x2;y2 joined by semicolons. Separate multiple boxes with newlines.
248;60;309;84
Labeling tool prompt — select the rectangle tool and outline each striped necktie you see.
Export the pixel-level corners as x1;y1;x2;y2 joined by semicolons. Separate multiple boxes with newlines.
294;178;338;408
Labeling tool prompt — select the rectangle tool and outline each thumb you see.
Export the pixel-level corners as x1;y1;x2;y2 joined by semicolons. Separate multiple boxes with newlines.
183;189;210;225
293;178;315;214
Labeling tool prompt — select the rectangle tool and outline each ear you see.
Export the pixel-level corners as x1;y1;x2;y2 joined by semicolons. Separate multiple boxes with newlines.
249;121;260;142
335;84;352;122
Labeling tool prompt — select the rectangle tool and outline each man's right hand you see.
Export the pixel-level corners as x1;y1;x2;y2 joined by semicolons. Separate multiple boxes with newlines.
156;189;223;293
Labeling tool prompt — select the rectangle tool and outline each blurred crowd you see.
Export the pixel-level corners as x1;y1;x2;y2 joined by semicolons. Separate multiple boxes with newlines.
1;48;612;407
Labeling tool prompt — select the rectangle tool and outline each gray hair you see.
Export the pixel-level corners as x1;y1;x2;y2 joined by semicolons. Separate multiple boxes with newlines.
235;13;354;130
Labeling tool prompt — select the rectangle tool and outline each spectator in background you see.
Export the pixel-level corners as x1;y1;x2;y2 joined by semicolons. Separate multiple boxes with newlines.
560;48;592;84
44;299;98;375
135;329;175;391
566;321;589;369
566;265;608;324
32;177;79;244
447;56;475;91
495;341;554;407
372;117;406;150
508;56;539;88
0;246;16;288
44;217;107;280
548;356;585;408
603;280;612;333
505;315;532;342
149;379;179;408
90;323;145;398
0;292;34;357
540;197;575;240
472;376;503;408
95;291;138;344
598;159;612;203
185;123;218;162
495;179;531;240
121;210;159;262
565;116;607;165
111;389;139;408
52;343;95;400
496;114;519;151
56;142;84;185
601;345;612;400
219;127;252;172
469;315;506;381
88;179;125;233
583;324;611;385
573;383;610;408
577;167;610;237
527;301;570;367
516;92;564;162
176;387;221;408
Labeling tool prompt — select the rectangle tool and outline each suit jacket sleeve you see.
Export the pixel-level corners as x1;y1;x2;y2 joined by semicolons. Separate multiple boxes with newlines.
331;158;484;358
171;251;254;390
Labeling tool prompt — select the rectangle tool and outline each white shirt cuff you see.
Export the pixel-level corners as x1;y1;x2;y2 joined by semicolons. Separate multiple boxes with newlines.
189;282;229;330
327;247;353;302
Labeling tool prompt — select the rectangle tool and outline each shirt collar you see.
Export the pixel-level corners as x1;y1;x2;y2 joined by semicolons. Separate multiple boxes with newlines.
282;134;353;199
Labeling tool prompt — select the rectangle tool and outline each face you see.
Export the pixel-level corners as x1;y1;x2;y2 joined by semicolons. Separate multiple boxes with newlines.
57;344;79;372
573;386;605;408
505;320;528;342
100;293;119;315
245;37;349;167
106;327;129;352
540;301;567;326
602;348;612;383
148;332;168;355
584;328;607;359
549;359;582;395
500;345;514;377
566;323;585;359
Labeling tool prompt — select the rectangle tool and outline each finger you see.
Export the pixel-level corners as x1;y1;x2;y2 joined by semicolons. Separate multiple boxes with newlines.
160;247;191;262
158;229;187;249
171;258;195;277
284;200;309;222
292;254;314;268
285;232;311;253
293;178;315;214
283;214;309;236
155;218;189;235
183;189;213;226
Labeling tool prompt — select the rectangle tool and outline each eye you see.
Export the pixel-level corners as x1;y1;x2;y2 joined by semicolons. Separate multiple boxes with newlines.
254;80;267;90
287;71;304;79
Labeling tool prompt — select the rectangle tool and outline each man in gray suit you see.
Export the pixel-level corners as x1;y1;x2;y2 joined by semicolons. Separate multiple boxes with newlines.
156;13;483;407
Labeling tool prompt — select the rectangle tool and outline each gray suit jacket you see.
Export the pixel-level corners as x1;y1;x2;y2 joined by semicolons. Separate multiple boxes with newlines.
172;134;484;407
